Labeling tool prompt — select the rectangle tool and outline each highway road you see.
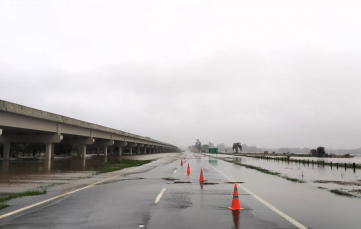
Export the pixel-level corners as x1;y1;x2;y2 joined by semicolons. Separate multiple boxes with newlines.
0;151;304;229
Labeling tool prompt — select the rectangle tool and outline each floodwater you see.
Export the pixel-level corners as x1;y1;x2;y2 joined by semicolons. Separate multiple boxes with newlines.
0;155;126;181
206;153;361;193
238;156;360;182
208;154;361;229
292;156;361;164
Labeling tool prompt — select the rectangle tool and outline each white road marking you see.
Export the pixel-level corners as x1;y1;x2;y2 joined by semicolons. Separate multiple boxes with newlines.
173;169;177;174
0;166;141;220
154;188;166;203
209;165;307;229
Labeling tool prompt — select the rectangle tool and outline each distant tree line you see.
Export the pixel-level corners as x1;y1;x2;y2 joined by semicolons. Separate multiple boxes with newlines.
186;141;361;156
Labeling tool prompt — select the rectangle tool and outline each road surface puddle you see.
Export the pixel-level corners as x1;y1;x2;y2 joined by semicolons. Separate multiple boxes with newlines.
202;182;218;185
174;181;191;184
162;177;179;181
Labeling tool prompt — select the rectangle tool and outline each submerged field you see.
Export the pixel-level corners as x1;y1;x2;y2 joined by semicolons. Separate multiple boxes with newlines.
213;154;361;198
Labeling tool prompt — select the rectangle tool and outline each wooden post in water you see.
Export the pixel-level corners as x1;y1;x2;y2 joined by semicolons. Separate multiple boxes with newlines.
336;163;338;169
344;163;347;169
330;161;332;168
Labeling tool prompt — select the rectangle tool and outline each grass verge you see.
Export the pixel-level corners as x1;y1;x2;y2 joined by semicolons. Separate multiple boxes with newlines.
0;190;47;210
280;176;305;183
96;159;153;174
233;162;306;183
234;163;280;175
38;183;64;190
0;204;9;210
329;189;356;197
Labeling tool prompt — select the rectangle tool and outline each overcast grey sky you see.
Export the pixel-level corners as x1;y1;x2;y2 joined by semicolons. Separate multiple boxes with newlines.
1;0;361;149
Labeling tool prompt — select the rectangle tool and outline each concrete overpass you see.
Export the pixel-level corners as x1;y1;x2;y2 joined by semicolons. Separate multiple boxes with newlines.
0;100;179;161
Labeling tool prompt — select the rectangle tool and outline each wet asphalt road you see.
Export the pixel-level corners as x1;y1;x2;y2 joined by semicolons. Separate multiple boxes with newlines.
0;152;299;229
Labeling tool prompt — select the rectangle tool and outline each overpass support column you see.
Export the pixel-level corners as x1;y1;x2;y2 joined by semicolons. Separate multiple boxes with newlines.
103;146;108;156
137;147;140;155
80;145;86;158
3;143;10;160
51;145;55;159
118;146;123;155
45;143;53;160
129;147;133;155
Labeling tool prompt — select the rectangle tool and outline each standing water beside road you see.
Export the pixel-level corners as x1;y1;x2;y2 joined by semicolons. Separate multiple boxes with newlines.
209;154;361;194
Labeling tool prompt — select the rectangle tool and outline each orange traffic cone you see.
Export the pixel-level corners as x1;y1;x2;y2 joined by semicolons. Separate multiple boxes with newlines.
228;183;244;210
181;159;183;166
199;168;204;182
187;163;190;175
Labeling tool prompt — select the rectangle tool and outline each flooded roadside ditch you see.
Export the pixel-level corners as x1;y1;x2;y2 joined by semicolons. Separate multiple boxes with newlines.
0;154;156;211
213;154;361;197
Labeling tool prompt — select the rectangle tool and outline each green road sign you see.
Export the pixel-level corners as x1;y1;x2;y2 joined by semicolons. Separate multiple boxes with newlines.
208;148;218;153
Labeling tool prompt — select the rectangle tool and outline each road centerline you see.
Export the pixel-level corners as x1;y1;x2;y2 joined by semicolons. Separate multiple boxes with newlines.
154;188;166;203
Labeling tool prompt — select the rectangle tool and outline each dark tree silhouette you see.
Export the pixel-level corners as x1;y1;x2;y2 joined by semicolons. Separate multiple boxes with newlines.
194;139;202;152
316;146;326;157
310;149;317;156
232;142;242;153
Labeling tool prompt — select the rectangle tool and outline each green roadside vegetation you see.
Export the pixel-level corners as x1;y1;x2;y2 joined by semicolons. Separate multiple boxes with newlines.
0;204;9;210
0;190;47;210
38;183;64;190
234;163;280;175
329;189;356;197
280;176;305;183
96;159;153;174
